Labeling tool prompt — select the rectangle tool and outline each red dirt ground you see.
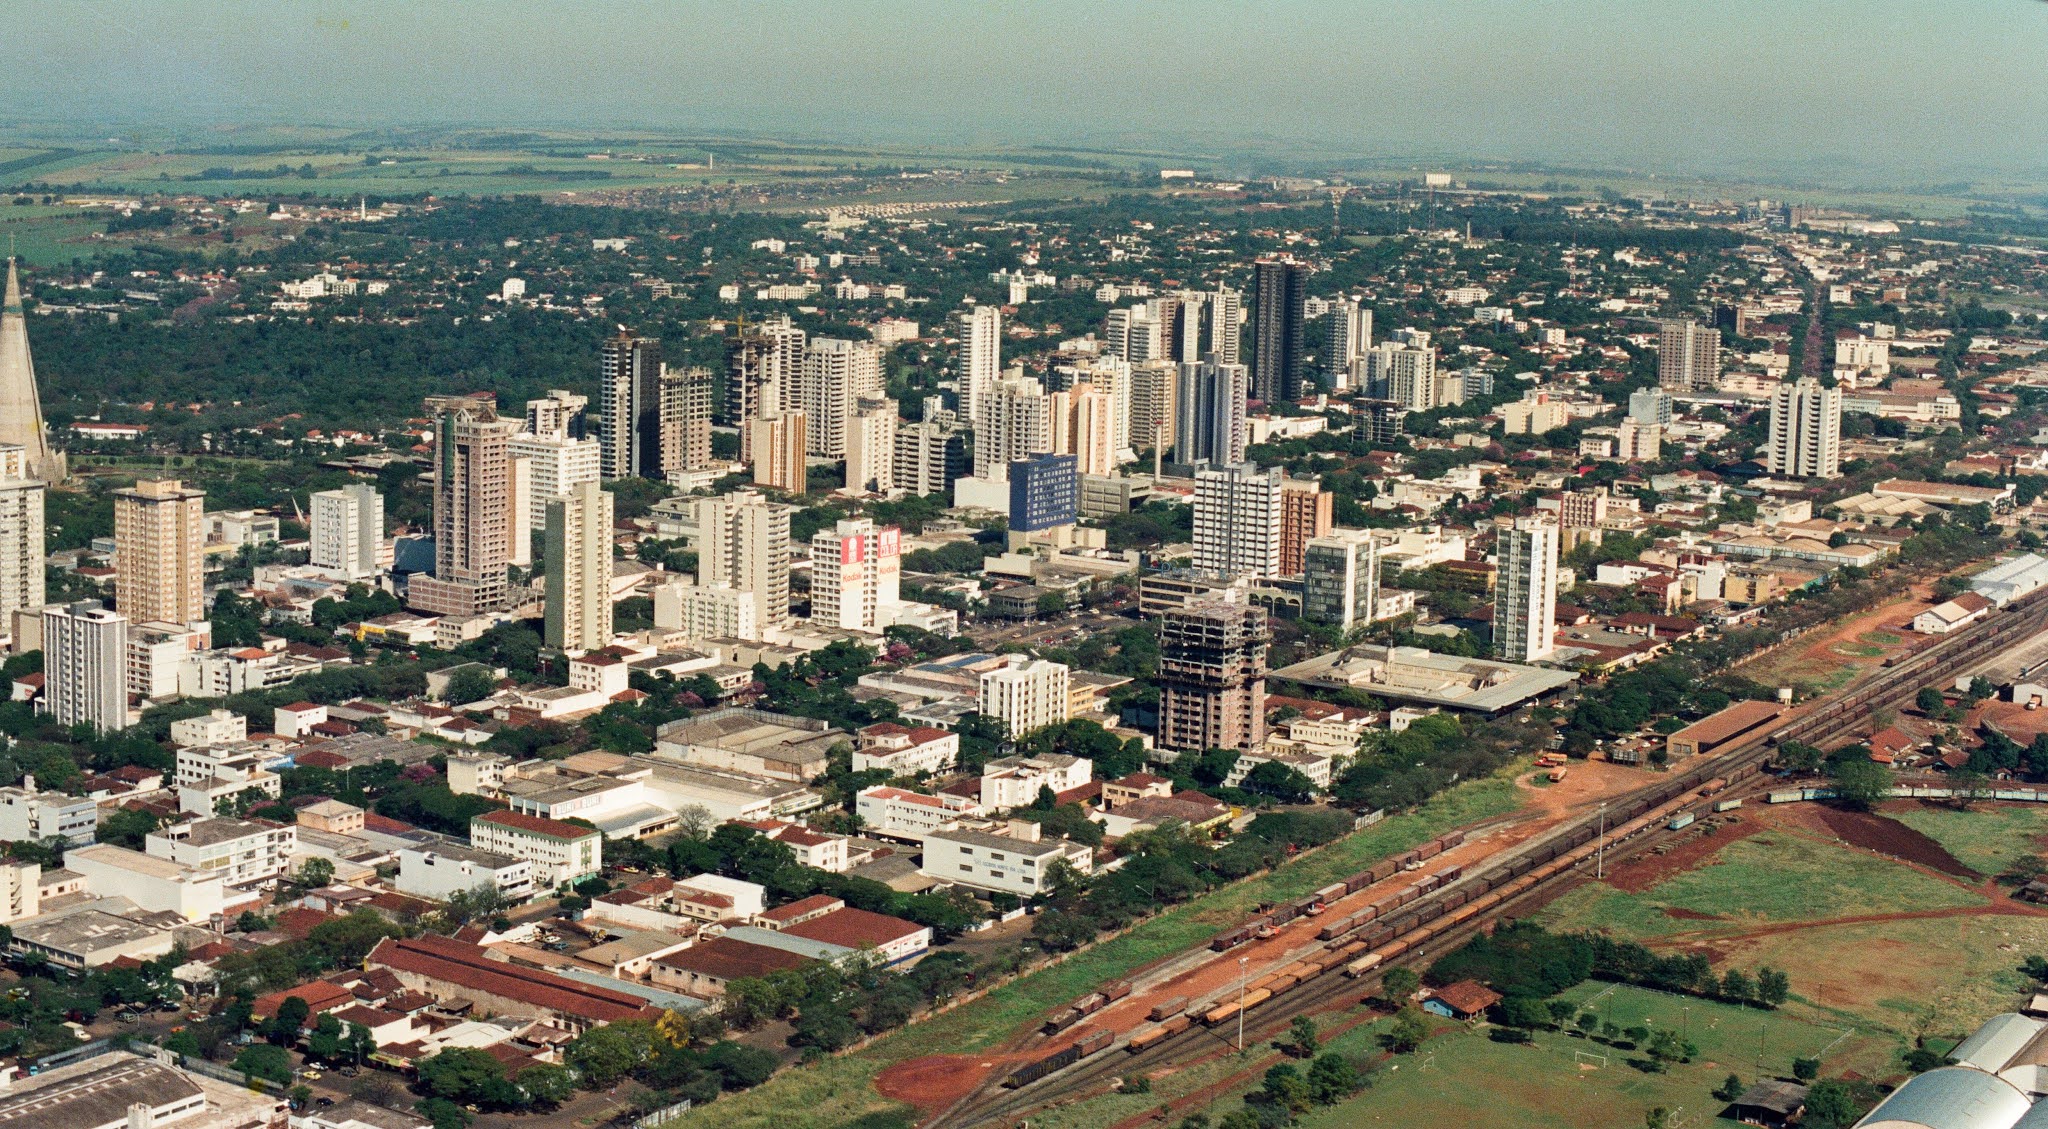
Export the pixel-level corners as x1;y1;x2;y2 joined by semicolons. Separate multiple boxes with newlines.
1601;814;1762;895
1769;801;1977;877
876;1051;1030;1112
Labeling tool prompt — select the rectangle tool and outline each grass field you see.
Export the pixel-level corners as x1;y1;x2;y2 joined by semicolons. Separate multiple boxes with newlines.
1298;984;1893;1129
1539;832;1987;937
677;769;1529;1129
1888;802;2048;878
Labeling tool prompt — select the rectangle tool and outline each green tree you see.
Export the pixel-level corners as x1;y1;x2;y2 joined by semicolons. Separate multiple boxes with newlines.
566;1021;660;1087
267;995;311;1044
1802;1079;1859;1129
1380;966;1421;1005
1915;687;1946;714
515;1063;577;1108
414;1098;472;1129
1382;1006;1429;1054
444;667;498;706
1305;1053;1359;1104
233;1044;292;1084
1756;966;1791;1007
1827;757;1892;811
1714;1073;1746;1102
1287;1015;1319;1057
1792;1057;1820;1083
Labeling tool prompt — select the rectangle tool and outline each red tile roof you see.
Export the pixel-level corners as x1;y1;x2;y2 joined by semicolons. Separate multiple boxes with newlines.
1428;980;1503;1017
782;908;927;951
367;935;656;1025
653;936;813;982
253;980;357;1020
757;894;843;924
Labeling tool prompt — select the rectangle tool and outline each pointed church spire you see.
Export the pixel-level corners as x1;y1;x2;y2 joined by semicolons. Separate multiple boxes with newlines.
0;258;64;482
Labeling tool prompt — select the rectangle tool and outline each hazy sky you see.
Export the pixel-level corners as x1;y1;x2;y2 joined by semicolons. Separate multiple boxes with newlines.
5;1;2045;181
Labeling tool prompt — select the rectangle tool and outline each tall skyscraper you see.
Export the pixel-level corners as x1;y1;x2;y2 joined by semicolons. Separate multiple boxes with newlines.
511;398;603;533
892;420;969;499
1616;419;1662;461
1157;596;1268;754
747;364;807;494
1363;338;1438;411
1208;284;1242;366
1051;382;1116;477
957;305;1002;423
726;315;806;439
1302;530;1380;631
1249;257;1309;402
1658;320;1722;392
544;479;614;654
1173;358;1249;468
843;399;898;494
114;478;205;627
0;260;63;482
1193;462;1282;578
694;489;791;631
1494;517;1559;663
1129;361;1179;460
1102;305;1163;363
1627;387;1674;426
662;366;714;473
801;338;882;459
43;601;126;732
409;394;518;617
1278;477;1334;577
1324;298;1372;385
1054;355;1131;457
0;445;44;640
810;518;901;632
524;390;589;441
599;328;664;479
1356;400;1408;445
310;484;385;580
972;373;1052;479
1767;377;1843;479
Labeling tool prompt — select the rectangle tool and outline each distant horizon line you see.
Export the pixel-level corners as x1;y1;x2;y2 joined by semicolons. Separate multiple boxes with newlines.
0;110;2032;200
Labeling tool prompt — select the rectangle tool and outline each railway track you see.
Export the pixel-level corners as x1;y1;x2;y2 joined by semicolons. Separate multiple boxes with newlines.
929;589;2048;1128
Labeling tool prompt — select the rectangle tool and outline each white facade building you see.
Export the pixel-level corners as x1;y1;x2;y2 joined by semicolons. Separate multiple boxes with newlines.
42;601;127;732
1493;517;1559;663
977;655;1071;738
1768;376;1843;480
146;817;296;888
309;484;385;579
1193;462;1282;578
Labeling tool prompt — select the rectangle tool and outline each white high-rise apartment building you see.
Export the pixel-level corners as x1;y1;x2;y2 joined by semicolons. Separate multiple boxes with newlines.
1616;419;1662;461
1209;284;1243;365
43;601;127;732
844;399;899;494
1193;463;1282;578
1364;340;1439;411
653;580;759;642
957;305;1002;423
977;655;1072;738
599;329;663;479
0;444;44;637
1324;298;1372;385
810;518;901;633
1493;517;1558;663
514;390;603;533
973;373;1052;479
309;484;385;579
1658;320;1721;392
1302;529;1380;631
1627;388;1674;426
1056;354;1132;455
1767;377;1842;479
801;338;883;459
1174;359;1249;468
1102;306;1163;363
524;389;589;441
694;490;791;630
544;479;614;654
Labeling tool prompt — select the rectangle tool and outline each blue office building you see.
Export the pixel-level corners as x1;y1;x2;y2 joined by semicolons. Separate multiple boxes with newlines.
1009;454;1078;532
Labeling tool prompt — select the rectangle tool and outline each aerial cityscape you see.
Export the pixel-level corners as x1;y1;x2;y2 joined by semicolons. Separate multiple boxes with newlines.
0;6;2044;1129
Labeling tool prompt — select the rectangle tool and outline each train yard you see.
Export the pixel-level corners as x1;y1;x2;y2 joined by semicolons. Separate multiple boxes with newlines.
926;589;2048;1129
